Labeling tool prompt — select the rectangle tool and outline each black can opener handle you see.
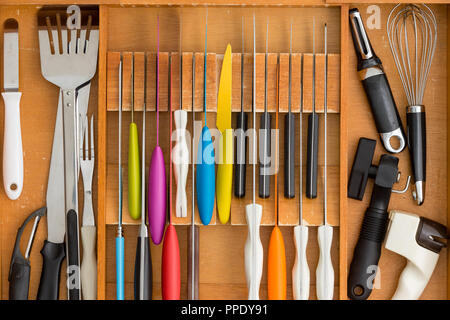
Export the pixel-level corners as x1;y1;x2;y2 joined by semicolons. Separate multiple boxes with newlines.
349;8;406;154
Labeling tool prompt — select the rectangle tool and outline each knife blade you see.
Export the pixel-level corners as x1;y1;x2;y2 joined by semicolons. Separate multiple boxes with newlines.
37;84;90;300
3;19;19;91
216;44;233;224
2;18;23;200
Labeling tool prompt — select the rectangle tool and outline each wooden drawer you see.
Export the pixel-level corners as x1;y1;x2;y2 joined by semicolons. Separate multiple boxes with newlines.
0;1;447;300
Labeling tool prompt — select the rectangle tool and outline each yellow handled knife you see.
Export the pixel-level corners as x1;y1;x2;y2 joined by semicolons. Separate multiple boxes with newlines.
216;44;233;224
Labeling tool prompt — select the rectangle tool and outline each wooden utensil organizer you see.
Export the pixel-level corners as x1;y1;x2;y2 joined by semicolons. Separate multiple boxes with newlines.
0;1;447;301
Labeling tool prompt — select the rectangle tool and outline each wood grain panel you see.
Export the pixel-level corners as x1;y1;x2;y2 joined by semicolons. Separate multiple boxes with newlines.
107;51;341;113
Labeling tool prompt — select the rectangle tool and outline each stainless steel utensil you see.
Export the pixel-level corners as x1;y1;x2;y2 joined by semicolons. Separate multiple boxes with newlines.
80;115;96;300
38;12;99;300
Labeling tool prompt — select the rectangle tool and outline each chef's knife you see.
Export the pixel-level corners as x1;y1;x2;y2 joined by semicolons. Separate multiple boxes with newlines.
37;91;66;300
2;19;23;200
216;44;233;224
37;83;91;300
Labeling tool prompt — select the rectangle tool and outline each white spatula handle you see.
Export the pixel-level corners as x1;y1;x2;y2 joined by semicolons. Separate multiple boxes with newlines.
172;110;189;218
316;224;334;300
2;91;23;200
292;225;310;300
244;203;263;300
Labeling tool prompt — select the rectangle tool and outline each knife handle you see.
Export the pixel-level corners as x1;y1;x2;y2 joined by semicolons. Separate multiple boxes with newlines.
306;113;319;199
173;110;189;218
128;122;141;220
37;240;65;300
259;112;271;199
284;113;295;199
116;236;125;300
292;225;310;300
67;209;81;300
1;92;23;200
196;126;215;226
244;203;263;300
268;226;287;300
134;236;153;300
234;111;248;198
80;225;97;300
162;224;181;300
187;225;199;300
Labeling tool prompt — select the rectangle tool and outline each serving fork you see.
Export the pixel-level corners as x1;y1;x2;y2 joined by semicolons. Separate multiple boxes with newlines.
80;115;96;300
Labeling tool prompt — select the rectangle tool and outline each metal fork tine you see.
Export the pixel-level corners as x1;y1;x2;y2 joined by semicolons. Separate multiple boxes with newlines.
79;29;87;53
79;113;84;160
60;28;68;56
76;28;81;54
90;115;94;160
51;29;59;55
56;13;63;54
84;15;92;54
69;29;77;54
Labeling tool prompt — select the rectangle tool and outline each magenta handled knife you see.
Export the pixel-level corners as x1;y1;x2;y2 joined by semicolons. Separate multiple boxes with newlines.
148;15;167;245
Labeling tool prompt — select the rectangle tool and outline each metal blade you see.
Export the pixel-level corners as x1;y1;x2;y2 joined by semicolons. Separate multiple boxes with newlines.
46;91;65;244
216;44;232;132
3;19;19;92
46;85;90;243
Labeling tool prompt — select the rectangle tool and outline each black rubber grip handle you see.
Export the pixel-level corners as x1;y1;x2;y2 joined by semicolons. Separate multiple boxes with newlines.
259;112;271;199
361;73;403;135
407;111;426;183
306;113;319;199
284;113;296;198
37;241;65;300
347;207;389;300
134;236;153;300
9;207;45;300
9;259;30;300
234;111;248;198
66;209;80;300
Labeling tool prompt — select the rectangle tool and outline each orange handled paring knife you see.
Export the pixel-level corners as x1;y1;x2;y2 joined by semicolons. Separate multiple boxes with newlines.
268;57;286;300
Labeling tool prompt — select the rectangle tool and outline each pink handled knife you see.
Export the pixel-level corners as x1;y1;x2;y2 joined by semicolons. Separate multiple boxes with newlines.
148;15;167;245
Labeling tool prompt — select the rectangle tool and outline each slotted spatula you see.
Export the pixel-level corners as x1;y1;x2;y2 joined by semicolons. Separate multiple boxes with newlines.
38;13;99;300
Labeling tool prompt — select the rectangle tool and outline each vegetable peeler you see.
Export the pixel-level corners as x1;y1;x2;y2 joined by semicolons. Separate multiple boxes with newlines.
9;207;46;300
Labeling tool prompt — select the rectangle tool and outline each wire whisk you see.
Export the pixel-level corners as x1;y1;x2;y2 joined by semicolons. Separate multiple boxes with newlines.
387;4;437;107
387;3;437;205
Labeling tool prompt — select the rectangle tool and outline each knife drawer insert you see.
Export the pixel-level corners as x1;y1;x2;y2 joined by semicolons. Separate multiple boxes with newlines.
0;3;447;301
